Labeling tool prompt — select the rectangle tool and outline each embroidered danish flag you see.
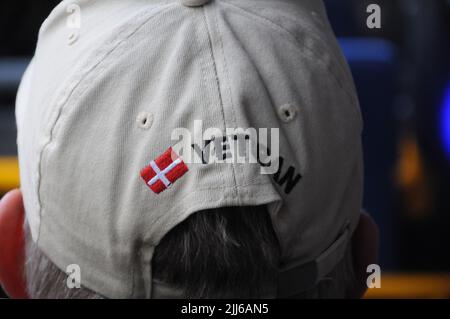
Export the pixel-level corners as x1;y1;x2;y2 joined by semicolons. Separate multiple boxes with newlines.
140;147;189;194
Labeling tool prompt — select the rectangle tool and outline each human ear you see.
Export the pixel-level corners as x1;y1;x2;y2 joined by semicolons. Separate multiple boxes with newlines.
0;189;28;299
350;210;380;298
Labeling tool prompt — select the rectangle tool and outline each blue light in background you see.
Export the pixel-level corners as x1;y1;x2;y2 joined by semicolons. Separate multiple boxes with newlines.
338;38;396;64
442;81;450;159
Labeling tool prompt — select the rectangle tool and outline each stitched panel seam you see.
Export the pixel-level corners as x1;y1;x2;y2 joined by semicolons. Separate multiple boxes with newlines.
201;5;239;199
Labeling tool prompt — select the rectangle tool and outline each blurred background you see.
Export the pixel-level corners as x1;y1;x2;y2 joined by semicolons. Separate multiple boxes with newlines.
0;0;449;298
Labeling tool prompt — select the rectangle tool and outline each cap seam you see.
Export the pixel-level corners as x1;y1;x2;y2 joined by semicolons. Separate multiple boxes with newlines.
195;8;228;200
207;2;246;192
201;5;240;201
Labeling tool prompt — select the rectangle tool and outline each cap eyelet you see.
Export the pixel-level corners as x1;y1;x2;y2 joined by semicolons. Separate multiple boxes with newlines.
278;104;297;123
136;112;154;130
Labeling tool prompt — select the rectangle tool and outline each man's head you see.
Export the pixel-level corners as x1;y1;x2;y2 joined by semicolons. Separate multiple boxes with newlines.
8;0;374;299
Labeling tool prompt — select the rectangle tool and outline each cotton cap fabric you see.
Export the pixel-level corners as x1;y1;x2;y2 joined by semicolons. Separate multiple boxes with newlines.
16;0;363;298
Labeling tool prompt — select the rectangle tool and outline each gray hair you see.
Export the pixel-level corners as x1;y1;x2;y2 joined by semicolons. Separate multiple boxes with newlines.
24;206;356;299
24;222;103;299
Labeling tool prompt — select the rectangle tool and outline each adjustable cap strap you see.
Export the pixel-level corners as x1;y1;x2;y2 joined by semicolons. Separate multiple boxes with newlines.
277;225;351;298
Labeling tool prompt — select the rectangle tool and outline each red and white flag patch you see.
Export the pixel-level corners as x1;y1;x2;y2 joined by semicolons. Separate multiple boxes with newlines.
140;147;189;194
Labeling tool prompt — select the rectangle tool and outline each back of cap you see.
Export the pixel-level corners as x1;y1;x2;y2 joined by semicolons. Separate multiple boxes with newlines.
16;0;363;298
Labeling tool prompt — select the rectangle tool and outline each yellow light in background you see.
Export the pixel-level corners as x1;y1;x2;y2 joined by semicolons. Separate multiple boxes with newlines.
0;157;20;193
365;273;450;299
397;135;423;187
395;132;433;220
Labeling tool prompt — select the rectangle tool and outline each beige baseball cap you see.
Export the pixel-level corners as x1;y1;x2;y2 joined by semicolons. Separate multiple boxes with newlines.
15;0;363;298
